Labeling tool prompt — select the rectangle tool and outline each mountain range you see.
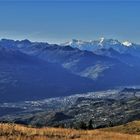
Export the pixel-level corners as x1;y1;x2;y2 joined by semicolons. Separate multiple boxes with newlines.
61;38;138;54
0;38;140;102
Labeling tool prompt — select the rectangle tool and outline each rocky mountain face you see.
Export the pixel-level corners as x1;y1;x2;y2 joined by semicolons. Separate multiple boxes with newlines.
1;38;140;102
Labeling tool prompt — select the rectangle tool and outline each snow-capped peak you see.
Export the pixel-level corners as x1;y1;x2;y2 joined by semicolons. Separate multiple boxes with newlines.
100;37;105;43
61;38;136;53
62;39;90;48
122;41;132;47
71;39;84;45
98;38;120;46
99;37;105;46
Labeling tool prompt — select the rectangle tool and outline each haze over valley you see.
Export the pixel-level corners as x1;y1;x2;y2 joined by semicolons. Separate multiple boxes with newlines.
0;1;140;139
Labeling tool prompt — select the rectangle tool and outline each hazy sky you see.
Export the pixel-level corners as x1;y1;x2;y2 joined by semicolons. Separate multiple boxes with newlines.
0;0;140;43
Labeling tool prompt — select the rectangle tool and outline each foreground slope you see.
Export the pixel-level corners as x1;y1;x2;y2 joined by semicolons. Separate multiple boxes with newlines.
103;120;140;135
0;122;139;140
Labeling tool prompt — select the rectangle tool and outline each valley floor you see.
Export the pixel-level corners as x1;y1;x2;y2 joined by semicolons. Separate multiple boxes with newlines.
0;121;140;140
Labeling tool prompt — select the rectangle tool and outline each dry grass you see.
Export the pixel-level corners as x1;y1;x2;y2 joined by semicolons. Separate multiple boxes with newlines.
103;120;140;135
0;123;140;140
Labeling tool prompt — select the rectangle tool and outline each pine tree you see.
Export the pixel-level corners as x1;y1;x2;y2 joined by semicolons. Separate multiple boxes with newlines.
79;121;87;130
88;119;93;130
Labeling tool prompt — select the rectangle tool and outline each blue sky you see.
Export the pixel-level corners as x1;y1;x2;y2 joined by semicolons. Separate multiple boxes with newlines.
0;0;140;43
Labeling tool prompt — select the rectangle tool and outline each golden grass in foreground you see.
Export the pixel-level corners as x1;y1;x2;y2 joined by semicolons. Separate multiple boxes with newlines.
103;120;140;135
0;123;140;140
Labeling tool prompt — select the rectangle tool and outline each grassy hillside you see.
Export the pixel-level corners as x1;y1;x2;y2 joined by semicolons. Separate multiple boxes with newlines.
103;120;140;135
0;122;140;140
